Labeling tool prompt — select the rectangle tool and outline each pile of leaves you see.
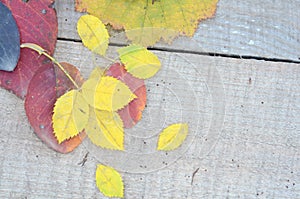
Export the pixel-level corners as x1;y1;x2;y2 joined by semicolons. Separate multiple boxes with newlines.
0;0;218;197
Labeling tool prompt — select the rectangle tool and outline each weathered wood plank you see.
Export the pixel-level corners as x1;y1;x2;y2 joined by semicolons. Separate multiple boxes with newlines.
0;40;299;198
55;0;300;61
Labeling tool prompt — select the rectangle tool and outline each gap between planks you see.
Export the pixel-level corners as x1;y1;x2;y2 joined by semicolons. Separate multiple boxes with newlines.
57;37;300;65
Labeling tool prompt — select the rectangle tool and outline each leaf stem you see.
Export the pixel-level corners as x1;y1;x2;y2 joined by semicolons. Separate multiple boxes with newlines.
102;56;115;63
20;43;79;89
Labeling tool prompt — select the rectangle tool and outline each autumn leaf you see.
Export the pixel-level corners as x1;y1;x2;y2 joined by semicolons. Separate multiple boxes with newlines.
54;62;84;97
77;14;109;56
53;90;89;144
82;76;136;111
75;0;218;46
88;66;105;80
2;0;57;53
0;0;57;98
157;123;189;151
0;2;20;72
25;63;85;153
96;164;124;198
118;45;161;79
86;108;124;150
106;63;147;128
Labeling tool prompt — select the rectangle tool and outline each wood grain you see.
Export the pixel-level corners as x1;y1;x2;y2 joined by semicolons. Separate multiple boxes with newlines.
0;40;299;198
55;0;300;61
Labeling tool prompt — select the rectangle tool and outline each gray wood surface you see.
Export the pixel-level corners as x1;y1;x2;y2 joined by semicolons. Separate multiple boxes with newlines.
1;0;300;198
56;0;300;61
0;41;299;198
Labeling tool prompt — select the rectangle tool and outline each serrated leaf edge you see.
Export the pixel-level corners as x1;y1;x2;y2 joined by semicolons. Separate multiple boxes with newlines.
157;123;189;151
86;108;124;150
82;76;137;112
77;14;109;56
52;90;88;144
118;44;161;79
96;164;124;198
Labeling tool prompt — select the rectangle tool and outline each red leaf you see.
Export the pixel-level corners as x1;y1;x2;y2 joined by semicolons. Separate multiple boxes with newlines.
25;62;85;153
106;63;147;128
0;0;57;98
54;62;84;96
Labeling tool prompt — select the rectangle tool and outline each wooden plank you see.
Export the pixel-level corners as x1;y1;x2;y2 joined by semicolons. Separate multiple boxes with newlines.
0;40;299;198
55;0;300;61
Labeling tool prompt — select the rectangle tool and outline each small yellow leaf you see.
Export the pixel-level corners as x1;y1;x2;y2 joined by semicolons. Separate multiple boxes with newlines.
88;66;105;80
53;90;89;143
77;14;109;56
96;164;124;198
118;45;161;79
157;123;188;151
86;108;124;150
82;76;136;111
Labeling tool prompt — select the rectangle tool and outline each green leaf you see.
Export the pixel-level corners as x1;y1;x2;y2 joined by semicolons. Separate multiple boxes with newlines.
118;45;161;79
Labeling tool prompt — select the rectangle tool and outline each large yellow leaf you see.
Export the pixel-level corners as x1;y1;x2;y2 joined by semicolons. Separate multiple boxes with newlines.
75;0;218;46
52;90;89;143
81;76;136;111
157;123;189;151
86;108;124;150
118;45;161;79
95;164;124;198
77;14;109;55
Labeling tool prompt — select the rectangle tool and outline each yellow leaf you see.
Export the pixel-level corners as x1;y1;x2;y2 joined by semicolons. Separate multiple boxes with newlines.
88;66;105;80
157;123;189;151
118;45;161;79
52;90;89;143
81;76;136;111
95;164;124;198
77;14;109;55
86;108;124;150
75;0;218;46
